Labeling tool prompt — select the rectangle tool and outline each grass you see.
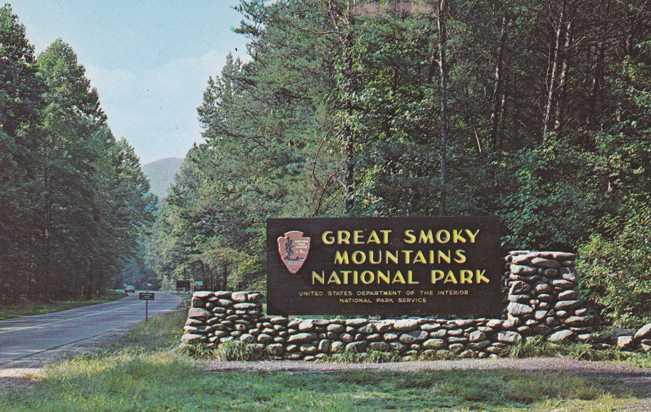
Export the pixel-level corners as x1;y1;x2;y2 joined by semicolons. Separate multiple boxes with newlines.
0;290;126;320
508;335;651;368
0;310;646;411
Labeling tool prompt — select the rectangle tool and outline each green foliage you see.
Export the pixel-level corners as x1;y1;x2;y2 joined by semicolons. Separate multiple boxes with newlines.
0;7;154;303
577;195;651;327
499;136;603;251
145;1;651;305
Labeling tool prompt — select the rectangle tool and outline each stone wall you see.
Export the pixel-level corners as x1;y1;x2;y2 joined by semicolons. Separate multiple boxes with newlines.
181;251;608;360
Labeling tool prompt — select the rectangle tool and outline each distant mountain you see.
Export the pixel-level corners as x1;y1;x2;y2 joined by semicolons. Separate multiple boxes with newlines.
143;157;183;199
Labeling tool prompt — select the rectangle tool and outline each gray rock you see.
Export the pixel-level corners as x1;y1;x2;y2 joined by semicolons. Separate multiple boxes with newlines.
534;284;551;294
558;290;578;300
510;264;536;275
534;310;548;321
231;292;249;302
345;341;368;353
562;272;577;282
267;343;284;355
486;319;503;329
318;339;331;353
287;333;316;344
239;334;255;343
376;321;393;333
548;329;575;343
511;255;534;265
634;323;651;341
269;316;289;325
574;308;588;316
497;331;522;344
399;330;428;344
469;330;486;342
507;302;534;316
509;281;531;295
331;341;345;353
470;340;491;350
383;332;399;342
181;333;206;344
421;323;441;332
298;321;315;331
358;324;375;334
247;292;263;302
193;291;213;299
183;325;207;334
429;329;447;338
531;257;561;268
616;336;634;350
368;341;391;352
449;343;465;354
555;300;579;310
341;333;354;343
188;308;211;320
257;334;273;343
217;299;233;307
233;303;257;310
454;319;475;328
551;279;575;288
327;323;345;333
423;339;446;349
563;316;591;326
300;344;317;354
508;294;530;303
345;318;368;327
393;319;420;331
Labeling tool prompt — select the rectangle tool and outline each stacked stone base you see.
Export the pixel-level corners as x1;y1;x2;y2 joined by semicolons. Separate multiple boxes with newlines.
178;251;645;360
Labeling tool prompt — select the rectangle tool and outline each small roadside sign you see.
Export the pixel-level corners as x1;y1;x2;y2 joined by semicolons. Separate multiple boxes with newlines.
139;292;155;321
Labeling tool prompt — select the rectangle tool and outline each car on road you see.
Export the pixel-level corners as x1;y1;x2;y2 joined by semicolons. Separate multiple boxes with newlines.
125;285;135;294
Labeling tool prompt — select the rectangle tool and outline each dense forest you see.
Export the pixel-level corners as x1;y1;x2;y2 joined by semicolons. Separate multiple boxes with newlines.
147;0;650;327
0;5;155;303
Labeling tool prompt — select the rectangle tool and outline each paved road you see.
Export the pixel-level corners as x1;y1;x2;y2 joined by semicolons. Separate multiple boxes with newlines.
0;292;182;368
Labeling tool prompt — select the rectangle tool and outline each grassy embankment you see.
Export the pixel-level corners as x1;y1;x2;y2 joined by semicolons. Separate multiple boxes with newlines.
0;290;126;320
1;309;648;411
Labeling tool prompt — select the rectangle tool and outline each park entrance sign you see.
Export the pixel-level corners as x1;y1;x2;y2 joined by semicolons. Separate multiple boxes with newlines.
267;217;502;316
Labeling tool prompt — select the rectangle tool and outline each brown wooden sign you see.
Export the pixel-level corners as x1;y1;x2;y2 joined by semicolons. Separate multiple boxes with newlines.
267;217;502;316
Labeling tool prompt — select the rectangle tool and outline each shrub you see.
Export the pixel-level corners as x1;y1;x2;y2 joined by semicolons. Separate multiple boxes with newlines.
577;195;651;327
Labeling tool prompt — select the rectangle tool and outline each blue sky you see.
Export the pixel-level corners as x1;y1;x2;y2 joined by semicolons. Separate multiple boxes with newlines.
10;0;248;163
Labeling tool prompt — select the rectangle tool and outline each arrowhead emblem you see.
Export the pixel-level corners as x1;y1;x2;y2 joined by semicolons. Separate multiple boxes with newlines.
277;231;311;274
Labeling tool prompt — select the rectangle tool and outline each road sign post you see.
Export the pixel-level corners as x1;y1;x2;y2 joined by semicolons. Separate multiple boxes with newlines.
139;292;155;321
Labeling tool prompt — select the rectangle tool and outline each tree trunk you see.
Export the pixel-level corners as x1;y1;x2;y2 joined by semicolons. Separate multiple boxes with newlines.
490;15;509;151
343;0;356;214
542;0;567;141
436;0;450;215
554;17;573;134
